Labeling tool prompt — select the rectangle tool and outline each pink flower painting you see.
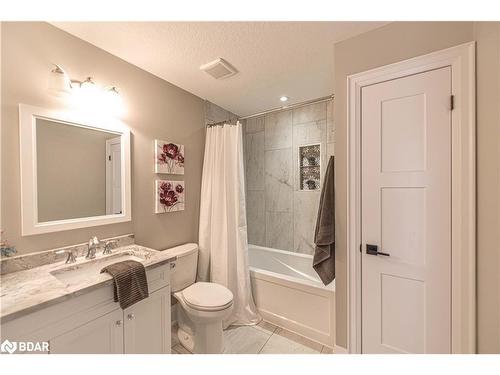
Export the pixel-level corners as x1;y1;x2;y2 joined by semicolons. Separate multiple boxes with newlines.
155;140;185;174
155;180;185;213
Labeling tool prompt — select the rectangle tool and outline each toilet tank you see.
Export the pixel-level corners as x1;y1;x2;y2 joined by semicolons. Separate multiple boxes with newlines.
163;243;198;292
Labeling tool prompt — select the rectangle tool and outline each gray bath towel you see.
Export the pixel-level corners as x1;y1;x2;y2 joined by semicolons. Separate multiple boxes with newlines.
313;156;335;286
101;260;149;309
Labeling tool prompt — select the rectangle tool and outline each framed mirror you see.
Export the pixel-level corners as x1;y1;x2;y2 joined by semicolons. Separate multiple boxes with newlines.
19;104;131;235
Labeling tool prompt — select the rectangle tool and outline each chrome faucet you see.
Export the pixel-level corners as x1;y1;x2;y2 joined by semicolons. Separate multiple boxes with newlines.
86;236;100;259
65;249;77;264
56;249;78;264
103;240;118;255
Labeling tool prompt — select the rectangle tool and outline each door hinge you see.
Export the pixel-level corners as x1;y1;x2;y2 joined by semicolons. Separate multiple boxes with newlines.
450;95;455;111
359;244;362;253
108;155;111;161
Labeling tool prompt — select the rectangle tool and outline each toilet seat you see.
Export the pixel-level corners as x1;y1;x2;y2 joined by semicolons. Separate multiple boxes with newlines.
179;282;233;312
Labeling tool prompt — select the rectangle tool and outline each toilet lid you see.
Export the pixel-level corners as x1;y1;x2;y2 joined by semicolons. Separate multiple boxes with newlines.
181;282;233;311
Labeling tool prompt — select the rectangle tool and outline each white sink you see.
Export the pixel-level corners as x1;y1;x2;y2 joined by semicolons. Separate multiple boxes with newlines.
50;248;157;285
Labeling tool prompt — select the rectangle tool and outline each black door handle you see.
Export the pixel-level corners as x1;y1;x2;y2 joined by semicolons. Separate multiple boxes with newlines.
366;244;390;257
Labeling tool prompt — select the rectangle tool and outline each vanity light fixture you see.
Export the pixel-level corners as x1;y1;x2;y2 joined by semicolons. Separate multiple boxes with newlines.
80;76;96;88
78;77;99;98
107;86;119;95
48;64;72;96
105;86;123;115
48;65;120;98
279;96;289;102
48;65;123;117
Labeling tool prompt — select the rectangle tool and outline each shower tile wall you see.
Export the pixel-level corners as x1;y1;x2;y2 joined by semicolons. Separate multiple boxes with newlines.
205;100;239;125
244;100;335;254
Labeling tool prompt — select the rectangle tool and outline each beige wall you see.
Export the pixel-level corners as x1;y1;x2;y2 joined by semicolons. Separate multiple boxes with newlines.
36;119;116;222
473;22;500;354
334;21;500;353
1;22;206;254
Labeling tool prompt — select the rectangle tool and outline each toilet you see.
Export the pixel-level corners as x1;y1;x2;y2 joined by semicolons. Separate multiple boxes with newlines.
167;243;233;354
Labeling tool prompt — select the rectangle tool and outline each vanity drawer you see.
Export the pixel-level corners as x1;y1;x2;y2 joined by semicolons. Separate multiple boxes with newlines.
146;263;170;293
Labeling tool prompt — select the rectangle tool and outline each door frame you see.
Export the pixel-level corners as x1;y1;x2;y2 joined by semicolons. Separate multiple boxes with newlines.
105;136;122;215
346;42;476;354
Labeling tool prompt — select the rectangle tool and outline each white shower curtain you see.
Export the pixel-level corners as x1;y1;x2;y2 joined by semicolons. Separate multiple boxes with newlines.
198;122;261;328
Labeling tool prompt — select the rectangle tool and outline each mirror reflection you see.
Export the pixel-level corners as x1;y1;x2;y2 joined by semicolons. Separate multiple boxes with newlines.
36;118;122;222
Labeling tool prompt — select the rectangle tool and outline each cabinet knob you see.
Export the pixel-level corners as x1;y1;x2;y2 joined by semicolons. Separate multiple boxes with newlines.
116;320;122;326
127;313;135;320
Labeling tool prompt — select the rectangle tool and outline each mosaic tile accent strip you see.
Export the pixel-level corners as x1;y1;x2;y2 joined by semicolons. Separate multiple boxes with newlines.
298;144;321;191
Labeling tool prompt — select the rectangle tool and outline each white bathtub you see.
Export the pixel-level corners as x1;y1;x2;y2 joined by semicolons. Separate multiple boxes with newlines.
248;244;335;347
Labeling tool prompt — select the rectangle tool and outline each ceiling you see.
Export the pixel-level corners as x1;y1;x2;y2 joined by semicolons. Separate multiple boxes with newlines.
52;22;387;116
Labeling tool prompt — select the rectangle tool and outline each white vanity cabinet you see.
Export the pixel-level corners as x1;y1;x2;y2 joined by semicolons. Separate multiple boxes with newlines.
49;309;124;354
123;286;170;354
49;286;171;354
0;263;172;354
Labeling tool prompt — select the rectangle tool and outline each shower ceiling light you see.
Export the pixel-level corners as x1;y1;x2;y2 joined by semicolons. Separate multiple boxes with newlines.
280;96;289;102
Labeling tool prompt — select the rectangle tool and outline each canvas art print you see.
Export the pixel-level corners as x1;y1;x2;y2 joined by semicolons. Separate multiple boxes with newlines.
155;180;185;213
155;140;185;174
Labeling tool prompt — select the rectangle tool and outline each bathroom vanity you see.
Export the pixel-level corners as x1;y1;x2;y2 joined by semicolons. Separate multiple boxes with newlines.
0;104;173;353
0;239;175;354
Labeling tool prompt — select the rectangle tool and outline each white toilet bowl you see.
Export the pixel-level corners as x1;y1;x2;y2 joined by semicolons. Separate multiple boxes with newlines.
174;282;233;354
164;244;234;354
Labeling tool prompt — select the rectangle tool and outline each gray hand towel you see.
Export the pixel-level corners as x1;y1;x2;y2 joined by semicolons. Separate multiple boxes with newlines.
101;260;149;309
313;156;335;286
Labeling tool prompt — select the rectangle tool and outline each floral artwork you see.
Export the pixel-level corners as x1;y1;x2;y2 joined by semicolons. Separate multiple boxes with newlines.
155;180;185;213
155;140;184;174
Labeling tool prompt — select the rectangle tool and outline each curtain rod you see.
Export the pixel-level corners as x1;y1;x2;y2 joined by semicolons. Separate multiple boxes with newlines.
238;94;334;120
206;120;239;127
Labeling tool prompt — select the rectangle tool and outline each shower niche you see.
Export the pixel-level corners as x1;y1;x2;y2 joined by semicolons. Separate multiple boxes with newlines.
298;143;321;191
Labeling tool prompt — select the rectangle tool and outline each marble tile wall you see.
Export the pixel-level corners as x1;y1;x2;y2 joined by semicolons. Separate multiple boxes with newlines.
205;100;239;125
244;99;335;254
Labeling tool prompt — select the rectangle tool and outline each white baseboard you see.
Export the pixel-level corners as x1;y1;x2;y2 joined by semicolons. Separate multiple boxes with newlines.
258;308;334;347
334;345;348;354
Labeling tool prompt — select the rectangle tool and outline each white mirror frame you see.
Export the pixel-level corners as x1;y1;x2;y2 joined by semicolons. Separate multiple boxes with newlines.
19;104;132;235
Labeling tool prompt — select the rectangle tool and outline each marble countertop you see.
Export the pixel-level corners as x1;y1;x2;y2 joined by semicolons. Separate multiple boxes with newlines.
0;244;176;323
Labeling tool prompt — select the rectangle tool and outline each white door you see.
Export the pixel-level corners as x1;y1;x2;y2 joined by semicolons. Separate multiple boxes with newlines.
49;309;124;354
361;67;452;353
106;137;122;214
123;287;171;354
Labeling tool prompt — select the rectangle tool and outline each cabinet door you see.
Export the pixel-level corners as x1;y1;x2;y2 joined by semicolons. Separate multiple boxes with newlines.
49;309;123;354
124;286;171;354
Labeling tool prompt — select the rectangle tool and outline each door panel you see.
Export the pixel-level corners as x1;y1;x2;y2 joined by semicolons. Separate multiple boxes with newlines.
361;67;452;354
381;94;426;173
381;187;425;266
49;309;123;354
106;136;122;215
380;274;425;353
124;287;171;354
110;140;122;213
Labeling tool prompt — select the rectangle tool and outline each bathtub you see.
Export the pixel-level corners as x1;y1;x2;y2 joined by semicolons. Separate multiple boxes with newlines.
248;244;335;347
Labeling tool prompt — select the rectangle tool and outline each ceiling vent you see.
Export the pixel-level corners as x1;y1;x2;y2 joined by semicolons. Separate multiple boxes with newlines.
200;58;238;80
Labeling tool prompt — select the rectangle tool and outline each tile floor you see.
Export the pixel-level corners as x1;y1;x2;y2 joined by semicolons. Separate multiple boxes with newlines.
171;320;334;354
